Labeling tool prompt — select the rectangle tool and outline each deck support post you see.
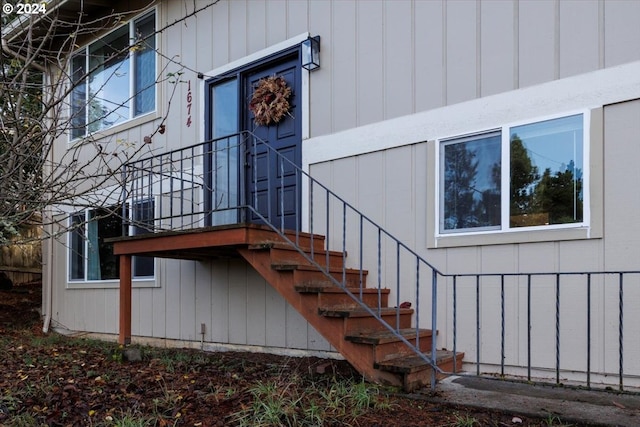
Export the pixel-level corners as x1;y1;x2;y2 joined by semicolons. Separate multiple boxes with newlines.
118;254;132;345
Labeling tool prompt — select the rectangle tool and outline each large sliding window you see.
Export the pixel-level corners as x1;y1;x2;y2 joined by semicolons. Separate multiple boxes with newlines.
70;11;156;139
439;113;586;235
68;202;154;282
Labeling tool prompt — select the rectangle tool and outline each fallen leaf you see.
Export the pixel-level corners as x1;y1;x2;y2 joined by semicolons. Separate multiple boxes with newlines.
612;401;626;409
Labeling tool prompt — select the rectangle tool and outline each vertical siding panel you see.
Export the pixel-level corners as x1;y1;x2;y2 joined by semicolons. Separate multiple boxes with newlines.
329;157;357;254
308;0;332;136
518;0;556;87
266;0;288;46
356;0;384;126
356;152;384;224
480;0;516;97
212;0;230;68
229;0;248;62
413;144;428;252
152;263;167;338
383;0;413;119
603;100;640;271
287;0;308;39
604;0;640;67
164;259;182;339
195;5;214;73
246;269;267;346
384;147;414;244
265;285;286;347
180;261;197;340
106;290;118;334
308;324;331;351
195;261;212;341
445;0;478;105
285;305;308;349
559;0;599;78
332;1;357;132
247;0;267;54
210;261;230;342
414;0;445;112
308;162;332;238
228;260;248;344
163;1;184;153
138;288;154;336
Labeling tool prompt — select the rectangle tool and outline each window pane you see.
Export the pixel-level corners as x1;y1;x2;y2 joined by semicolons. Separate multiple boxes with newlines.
87;208;123;280
71;54;87;139
510;114;583;227
69;213;85;280
88;26;130;132
210;79;240;225
441;132;501;232
134;13;156;116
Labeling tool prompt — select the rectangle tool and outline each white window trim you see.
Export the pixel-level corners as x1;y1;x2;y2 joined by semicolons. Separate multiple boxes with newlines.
66;205;157;288
68;7;159;143
428;107;603;248
434;110;590;239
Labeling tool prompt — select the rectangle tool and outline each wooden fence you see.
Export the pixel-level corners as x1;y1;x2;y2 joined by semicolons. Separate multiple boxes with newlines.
0;221;42;285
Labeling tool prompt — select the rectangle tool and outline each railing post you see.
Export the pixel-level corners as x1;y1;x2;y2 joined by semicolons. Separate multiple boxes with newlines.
555;274;560;385
431;269;438;390
121;165;128;236
619;272;624;391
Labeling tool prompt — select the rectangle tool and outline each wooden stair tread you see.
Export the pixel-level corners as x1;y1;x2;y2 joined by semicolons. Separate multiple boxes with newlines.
318;307;413;318
248;241;344;256
273;263;366;274
345;328;434;345
375;351;463;374
295;284;388;294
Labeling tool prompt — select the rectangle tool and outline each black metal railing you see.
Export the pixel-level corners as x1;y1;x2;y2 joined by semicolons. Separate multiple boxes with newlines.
121;131;446;388
121;131;640;391
445;271;640;391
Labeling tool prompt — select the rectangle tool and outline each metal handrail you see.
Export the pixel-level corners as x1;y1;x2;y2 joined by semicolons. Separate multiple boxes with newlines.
120;131;639;391
121;131;447;388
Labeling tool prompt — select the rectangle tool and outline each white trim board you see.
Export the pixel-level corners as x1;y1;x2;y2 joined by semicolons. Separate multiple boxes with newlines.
198;33;311;145
303;60;640;169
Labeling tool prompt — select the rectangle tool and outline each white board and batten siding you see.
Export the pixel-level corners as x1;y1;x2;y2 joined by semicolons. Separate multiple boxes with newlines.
303;1;640;383
47;0;640;370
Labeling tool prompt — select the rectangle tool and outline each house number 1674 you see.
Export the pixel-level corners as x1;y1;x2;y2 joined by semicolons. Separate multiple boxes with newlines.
186;80;192;128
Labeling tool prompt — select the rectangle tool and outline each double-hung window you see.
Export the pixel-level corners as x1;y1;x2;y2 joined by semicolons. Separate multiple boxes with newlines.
70;11;156;139
69;202;154;282
439;113;586;235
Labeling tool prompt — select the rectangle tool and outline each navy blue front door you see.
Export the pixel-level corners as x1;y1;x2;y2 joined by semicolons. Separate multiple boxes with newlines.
243;54;302;230
205;50;302;230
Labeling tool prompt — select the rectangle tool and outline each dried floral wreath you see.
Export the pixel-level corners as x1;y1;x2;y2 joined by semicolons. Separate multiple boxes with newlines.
248;76;293;126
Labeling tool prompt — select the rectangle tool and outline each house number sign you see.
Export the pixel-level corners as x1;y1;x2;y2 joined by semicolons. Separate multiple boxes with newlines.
186;80;192;128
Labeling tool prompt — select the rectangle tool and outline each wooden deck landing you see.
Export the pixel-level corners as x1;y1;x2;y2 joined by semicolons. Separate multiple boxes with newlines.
110;224;316;260
111;224;324;344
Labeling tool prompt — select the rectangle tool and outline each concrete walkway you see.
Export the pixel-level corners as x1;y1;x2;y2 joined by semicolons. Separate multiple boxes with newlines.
422;376;640;426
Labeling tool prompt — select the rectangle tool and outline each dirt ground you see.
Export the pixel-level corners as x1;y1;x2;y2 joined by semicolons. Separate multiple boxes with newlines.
0;282;590;426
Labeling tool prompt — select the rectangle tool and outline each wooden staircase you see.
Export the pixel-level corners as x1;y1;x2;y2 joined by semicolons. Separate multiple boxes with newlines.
113;225;463;392
237;229;463;392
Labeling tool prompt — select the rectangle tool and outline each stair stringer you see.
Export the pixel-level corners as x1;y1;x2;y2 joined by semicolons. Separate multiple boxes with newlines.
237;247;404;388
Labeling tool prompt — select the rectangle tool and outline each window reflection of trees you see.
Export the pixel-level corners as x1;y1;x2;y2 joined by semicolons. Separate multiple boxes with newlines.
510;134;583;227
443;140;500;231
443;130;583;232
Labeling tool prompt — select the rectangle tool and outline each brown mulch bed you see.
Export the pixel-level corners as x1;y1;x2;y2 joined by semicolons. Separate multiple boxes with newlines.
0;283;586;426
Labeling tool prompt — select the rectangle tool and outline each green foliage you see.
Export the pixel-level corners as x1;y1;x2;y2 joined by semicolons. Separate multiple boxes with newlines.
231;376;393;427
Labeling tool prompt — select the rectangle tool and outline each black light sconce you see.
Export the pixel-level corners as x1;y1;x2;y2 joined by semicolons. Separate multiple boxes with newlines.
301;35;320;71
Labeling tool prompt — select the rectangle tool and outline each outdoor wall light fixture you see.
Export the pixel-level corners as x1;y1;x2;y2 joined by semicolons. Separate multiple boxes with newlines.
301;35;320;71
